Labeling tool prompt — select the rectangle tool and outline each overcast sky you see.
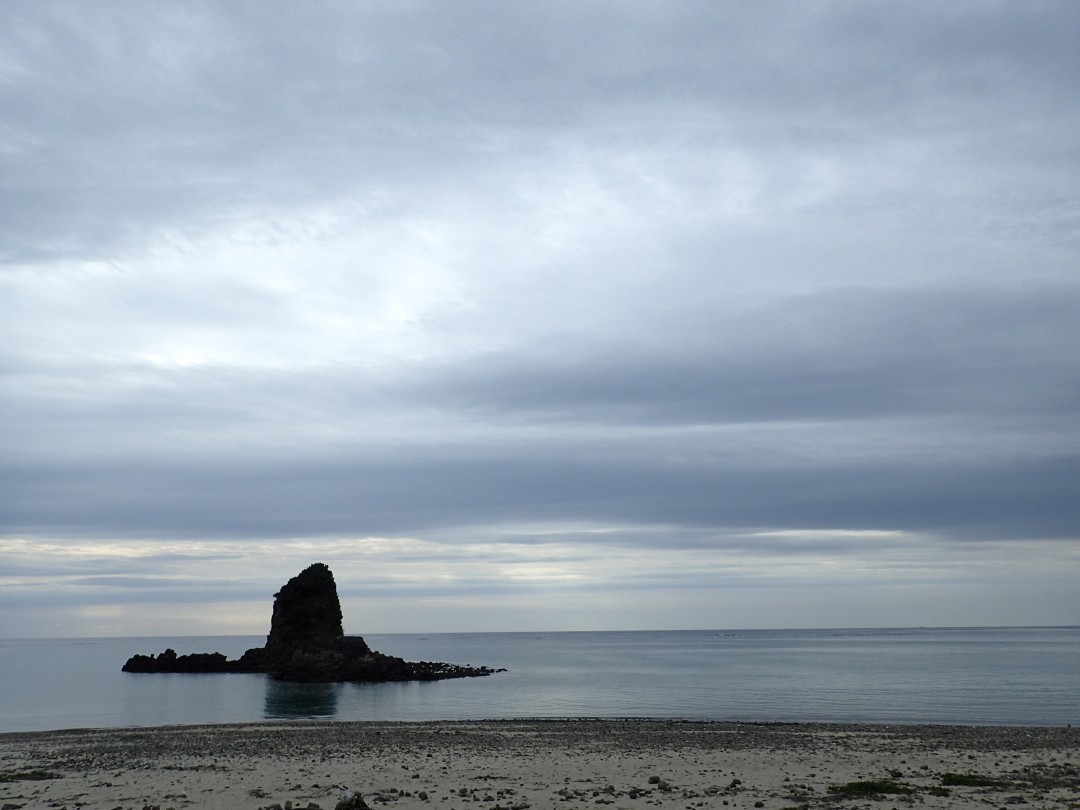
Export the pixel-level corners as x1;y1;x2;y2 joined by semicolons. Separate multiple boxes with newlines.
2;1;1079;638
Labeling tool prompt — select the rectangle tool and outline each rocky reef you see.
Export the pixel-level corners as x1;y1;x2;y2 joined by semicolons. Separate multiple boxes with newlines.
123;563;503;683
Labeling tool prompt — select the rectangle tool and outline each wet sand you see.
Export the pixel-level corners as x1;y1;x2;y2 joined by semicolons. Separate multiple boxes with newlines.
1;720;1077;810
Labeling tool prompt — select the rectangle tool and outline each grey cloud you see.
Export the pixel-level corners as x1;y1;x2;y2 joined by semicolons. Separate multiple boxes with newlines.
3;283;1078;547
6;282;1076;456
4;2;1078;264
3;448;1077;544
407;285;1080;425
3;1;1079;632
0;580;272;609
66;576;216;589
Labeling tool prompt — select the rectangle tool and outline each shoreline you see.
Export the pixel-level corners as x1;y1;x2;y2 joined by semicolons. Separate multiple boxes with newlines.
2;720;1077;810
3;716;1079;738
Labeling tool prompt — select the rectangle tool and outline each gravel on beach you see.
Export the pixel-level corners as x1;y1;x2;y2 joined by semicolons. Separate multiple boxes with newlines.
2;720;1077;810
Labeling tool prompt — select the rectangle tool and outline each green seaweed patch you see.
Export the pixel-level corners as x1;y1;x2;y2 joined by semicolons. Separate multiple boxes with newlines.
940;773;1010;788
927;786;951;797
0;770;61;783
827;780;914;796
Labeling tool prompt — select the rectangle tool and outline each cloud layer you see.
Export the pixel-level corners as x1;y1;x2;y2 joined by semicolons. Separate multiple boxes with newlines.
2;1;1079;636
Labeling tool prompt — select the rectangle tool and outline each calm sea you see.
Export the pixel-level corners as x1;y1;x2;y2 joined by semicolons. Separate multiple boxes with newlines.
1;627;1077;733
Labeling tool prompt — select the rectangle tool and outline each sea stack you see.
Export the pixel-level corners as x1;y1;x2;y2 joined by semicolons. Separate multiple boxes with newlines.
232;562;376;681
123;562;503;683
264;562;354;659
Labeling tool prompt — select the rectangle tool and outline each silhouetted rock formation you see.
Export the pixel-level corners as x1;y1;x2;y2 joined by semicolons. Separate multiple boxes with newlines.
266;562;354;660
122;648;236;673
230;563;374;678
123;563;503;683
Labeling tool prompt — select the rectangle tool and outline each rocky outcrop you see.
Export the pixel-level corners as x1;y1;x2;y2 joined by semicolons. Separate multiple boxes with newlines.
123;563;503;683
229;562;373;678
122;649;239;673
264;562;354;661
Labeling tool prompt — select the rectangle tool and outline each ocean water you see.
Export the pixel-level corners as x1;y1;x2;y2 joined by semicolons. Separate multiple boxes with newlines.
1;627;1077;733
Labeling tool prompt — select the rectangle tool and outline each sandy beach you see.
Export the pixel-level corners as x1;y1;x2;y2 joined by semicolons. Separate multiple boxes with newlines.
1;721;1077;810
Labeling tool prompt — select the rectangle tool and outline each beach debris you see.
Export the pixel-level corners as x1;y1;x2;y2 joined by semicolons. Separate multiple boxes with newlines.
0;770;60;783
335;788;370;810
827;780;914;797
940;772;1011;787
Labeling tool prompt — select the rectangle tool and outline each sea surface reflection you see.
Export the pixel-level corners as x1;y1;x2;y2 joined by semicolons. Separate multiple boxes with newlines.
264;679;342;719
